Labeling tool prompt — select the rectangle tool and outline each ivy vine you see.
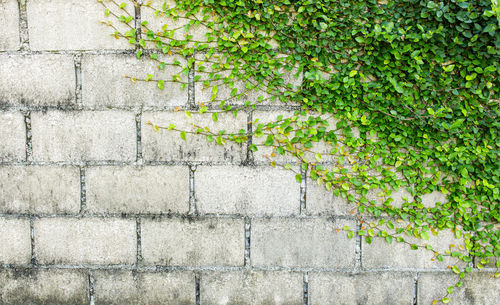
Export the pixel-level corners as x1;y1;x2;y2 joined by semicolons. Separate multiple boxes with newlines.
99;0;499;303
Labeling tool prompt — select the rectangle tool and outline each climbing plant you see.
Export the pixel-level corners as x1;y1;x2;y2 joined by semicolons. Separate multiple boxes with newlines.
99;0;499;303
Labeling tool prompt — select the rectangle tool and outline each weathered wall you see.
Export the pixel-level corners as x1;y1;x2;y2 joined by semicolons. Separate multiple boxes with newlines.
0;0;498;304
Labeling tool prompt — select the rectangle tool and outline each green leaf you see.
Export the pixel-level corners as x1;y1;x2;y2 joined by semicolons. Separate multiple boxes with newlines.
180;131;186;141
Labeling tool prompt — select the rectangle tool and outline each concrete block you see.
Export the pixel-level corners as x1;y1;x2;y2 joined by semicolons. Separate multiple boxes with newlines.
418;272;500;305
34;217;136;265
251;218;356;268
0;0;19;50
306;177;353;216
0;269;89;304
86;165;189;214
27;0;132;50
0;166;80;214
362;221;465;269
0;54;75;107
31;110;136;162
201;271;303;305
0;218;31;264
309;272;414;305
141;218;244;266
142;111;246;162
0;112;25;162
81;54;188;108
94;270;195;305
196;165;300;216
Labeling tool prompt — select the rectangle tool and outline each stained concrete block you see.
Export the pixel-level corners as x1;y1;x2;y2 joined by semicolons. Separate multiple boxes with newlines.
306;177;353;216
0;166;80;214
0;0;19;50
142;111;246;162
141;218;245;266
0;54;76;107
251;218;356;268
94;270;195;305
196;165;300;216
362;221;466;269
418;272;500;305
81;54;188;108
31;110;136;162
0;269;89;304
86;165;189;214
34;217;136;265
201;271;303;305
0;112;25;162
27;0;133;50
0;218;31;264
309;272;414;305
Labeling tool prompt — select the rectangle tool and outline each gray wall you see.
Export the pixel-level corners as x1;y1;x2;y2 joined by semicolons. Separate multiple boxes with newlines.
0;0;498;304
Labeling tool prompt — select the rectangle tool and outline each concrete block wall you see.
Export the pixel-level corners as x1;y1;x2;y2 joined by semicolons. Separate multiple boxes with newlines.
0;1;498;304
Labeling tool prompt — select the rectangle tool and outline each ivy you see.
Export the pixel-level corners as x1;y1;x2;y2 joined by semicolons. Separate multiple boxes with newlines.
99;0;499;302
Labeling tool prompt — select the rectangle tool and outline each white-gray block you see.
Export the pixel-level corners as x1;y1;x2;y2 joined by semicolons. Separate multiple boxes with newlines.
0;166;80;214
27;0;133;50
251;218;356;268
418;272;500;305
0;54;75;107
141;218;245;266
81;54;187;108
0;112;25;162
362;223;465;269
0;269;89;304
309;272;414;305
306;177;352;216
94;270;195;305
0;0;19;50
142;111;246;162
196;165;300;216
31;110;136;162
0;218;31;264
34;217;136;265
201;271;303;305
86;165;189;214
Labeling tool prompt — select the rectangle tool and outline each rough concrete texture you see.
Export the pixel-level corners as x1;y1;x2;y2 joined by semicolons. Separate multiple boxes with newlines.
251;218;356;268
0;218;31;264
362;221;466;269
418;272;500;305
94;270;195;305
420;190;448;208
0;269;89;304
0;112;25;162
196;165;300;216
31;110;136;162
34;217;136;265
86;165;189;214
27;0;133;50
0;54;76;107
306;177;353;216
82;54;188;108
201;271;303;305
142;111;247;162
0;166;80;214
141;218;245;266
0;0;19;50
309;272;415;305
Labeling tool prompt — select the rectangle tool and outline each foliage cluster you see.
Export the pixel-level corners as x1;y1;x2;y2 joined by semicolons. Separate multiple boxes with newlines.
99;0;499;302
